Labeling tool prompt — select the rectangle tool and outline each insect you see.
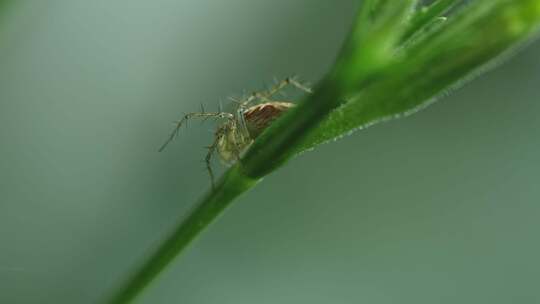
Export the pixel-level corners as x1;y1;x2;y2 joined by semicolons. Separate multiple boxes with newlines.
159;77;312;187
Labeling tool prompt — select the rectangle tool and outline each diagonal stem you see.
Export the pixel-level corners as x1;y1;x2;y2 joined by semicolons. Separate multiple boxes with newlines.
108;166;259;303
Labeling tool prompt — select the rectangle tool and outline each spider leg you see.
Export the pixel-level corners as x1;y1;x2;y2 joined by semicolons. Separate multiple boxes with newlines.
236;77;313;110
251;79;289;104
235;79;286;109
287;76;313;94
225;120;244;163
230;132;244;163
205;137;219;189
209;115;247;188
159;112;234;152
263;76;313;97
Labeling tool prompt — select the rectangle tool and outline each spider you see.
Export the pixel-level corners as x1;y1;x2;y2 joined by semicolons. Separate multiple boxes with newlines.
159;77;312;188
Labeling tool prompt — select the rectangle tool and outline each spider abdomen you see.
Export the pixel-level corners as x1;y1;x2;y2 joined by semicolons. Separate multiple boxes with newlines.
243;102;295;138
217;102;295;165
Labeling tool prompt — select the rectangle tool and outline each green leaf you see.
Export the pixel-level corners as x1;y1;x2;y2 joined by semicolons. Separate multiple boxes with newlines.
298;0;540;151
333;0;417;92
402;0;462;42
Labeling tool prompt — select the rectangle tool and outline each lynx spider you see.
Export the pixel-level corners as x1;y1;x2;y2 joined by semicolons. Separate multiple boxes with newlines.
159;77;312;188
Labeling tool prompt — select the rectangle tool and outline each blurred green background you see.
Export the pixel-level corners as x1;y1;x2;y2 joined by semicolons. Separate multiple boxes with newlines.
1;1;539;303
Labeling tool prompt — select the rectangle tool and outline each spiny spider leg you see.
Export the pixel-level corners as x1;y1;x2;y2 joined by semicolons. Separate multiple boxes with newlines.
159;112;234;152
239;78;288;108
204;129;222;189
287;77;313;94
238;77;313;109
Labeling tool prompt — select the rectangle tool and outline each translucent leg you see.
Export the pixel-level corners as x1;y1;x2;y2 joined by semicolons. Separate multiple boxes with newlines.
159;112;234;152
234;76;313;109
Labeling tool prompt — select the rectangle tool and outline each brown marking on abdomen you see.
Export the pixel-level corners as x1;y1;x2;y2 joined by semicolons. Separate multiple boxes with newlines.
243;102;295;138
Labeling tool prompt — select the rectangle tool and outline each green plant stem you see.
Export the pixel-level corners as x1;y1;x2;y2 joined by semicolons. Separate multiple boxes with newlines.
108;166;258;304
